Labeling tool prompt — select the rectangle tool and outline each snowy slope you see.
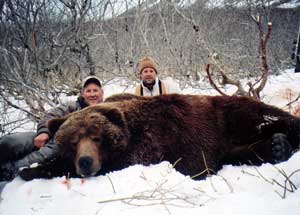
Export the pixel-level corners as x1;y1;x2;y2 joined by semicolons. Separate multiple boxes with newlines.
0;153;300;215
0;69;300;215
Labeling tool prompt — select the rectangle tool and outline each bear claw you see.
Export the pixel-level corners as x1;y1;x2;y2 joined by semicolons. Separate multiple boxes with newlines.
271;133;292;163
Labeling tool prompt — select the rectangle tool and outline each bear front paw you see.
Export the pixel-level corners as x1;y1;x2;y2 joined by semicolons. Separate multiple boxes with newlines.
271;133;292;164
19;165;53;181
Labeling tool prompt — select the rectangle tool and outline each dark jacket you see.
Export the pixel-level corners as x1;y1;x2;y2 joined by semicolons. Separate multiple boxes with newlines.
36;96;88;137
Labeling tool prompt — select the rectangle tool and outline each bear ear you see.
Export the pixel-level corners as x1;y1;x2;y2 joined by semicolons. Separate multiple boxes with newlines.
100;108;125;127
48;117;68;136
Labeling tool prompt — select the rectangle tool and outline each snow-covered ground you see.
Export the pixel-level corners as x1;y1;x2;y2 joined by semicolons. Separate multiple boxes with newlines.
1;153;300;215
278;0;300;8
0;69;300;215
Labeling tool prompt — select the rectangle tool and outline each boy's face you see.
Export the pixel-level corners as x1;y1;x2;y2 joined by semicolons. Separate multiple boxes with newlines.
81;83;103;106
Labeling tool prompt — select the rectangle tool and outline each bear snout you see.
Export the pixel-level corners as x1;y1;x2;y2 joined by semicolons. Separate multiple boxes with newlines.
78;156;94;176
77;155;101;177
75;138;102;177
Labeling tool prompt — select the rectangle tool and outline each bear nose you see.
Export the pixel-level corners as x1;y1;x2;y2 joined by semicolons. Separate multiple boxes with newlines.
78;156;94;175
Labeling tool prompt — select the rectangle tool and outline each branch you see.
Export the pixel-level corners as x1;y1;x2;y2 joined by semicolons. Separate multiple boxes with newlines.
284;93;300;107
0;91;40;120
206;17;272;100
254;22;272;96
205;64;228;96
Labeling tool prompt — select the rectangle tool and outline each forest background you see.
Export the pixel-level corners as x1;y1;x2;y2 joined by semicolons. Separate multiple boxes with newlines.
0;0;299;135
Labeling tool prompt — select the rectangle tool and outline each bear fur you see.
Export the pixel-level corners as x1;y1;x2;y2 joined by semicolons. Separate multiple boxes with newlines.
19;94;300;180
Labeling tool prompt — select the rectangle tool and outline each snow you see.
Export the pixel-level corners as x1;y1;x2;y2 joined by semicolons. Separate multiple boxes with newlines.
207;0;300;8
1;69;300;214
1;154;300;215
102;0;196;18
278;0;300;8
100;0;300;18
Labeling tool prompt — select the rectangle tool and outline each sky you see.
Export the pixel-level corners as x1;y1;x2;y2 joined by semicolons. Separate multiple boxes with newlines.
0;69;300;215
100;0;300;18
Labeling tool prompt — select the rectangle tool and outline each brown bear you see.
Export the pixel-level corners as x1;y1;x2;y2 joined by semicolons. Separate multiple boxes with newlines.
19;94;300;180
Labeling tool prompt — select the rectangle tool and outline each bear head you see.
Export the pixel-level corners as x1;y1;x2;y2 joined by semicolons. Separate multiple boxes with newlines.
48;105;130;177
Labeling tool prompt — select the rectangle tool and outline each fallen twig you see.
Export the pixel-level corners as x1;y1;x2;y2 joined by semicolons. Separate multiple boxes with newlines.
106;175;116;194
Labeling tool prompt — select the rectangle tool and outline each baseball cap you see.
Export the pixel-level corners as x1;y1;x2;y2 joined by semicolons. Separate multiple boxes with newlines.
82;76;102;88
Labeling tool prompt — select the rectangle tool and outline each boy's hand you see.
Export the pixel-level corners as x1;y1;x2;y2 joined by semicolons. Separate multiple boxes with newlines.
34;133;49;148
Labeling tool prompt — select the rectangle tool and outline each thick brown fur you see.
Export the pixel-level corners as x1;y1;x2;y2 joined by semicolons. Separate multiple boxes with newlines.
19;94;300;180
104;93;146;102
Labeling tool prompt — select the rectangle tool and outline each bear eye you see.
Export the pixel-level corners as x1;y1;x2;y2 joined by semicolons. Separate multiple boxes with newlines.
91;136;101;143
67;136;78;145
111;133;125;146
69;140;77;145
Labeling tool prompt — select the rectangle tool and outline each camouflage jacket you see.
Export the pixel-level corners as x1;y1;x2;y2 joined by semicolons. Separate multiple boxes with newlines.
36;96;88;137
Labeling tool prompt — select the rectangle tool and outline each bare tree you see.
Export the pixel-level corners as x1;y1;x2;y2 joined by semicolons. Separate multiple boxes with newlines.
206;15;272;99
0;0;299;134
0;0;104;133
